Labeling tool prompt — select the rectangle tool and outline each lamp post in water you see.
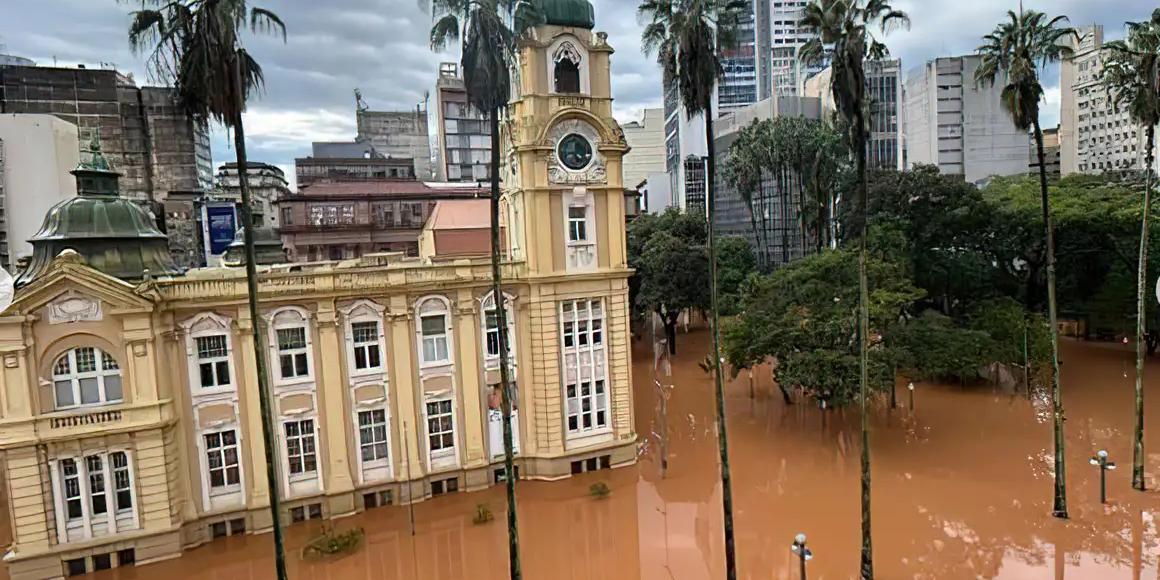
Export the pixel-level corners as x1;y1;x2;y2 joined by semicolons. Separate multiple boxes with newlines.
790;533;812;580
907;381;915;411
1089;450;1116;504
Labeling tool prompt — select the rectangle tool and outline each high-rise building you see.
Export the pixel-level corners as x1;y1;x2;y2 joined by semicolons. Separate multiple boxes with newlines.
354;99;433;180
804;59;904;170
720;1;759;112
712;96;823;267
434;63;492;183
1060;25;1152;175
769;0;822;97
0;62;212;268
905;55;1030;183
0;115;79;271
621;108;666;191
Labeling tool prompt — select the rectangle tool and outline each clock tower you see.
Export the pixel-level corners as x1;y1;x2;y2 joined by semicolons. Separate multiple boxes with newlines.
501;0;636;469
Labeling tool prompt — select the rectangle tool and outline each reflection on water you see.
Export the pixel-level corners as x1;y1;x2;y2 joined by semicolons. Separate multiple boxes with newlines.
14;331;1160;579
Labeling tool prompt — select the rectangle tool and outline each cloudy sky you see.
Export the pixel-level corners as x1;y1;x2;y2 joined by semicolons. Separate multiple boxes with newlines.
1;0;1153;189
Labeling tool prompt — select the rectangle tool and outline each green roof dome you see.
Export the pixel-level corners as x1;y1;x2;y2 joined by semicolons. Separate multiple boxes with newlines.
15;134;181;286
30;196;169;241
535;0;595;29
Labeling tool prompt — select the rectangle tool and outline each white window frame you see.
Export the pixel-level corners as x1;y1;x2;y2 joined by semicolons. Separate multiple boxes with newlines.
546;36;591;95
50;450;139;544
283;418;319;482
51;347;124;411
480;291;517;367
357;408;391;466
560;299;611;438
203;429;242;496
194;334;233;390
341;300;387;379
562;188;596;272
266;307;315;386
425;398;456;458
416;297;453;368
567;205;588;243
352;395;393;483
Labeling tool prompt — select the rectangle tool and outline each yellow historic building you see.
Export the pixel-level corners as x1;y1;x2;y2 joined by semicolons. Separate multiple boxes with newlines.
0;3;635;578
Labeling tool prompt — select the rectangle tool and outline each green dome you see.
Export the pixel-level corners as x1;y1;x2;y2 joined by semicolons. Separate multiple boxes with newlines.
29;196;168;241
14;136;182;286
535;0;595;29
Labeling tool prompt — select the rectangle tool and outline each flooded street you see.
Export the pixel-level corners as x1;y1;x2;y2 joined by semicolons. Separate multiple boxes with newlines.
25;330;1160;579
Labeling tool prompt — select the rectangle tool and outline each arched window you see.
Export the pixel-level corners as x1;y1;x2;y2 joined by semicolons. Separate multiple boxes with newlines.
53;347;123;409
416;297;452;366
554;42;582;94
267;307;314;384
481;292;516;362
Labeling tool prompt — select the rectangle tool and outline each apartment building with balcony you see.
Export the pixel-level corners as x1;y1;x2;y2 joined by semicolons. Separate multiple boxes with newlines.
275;181;482;262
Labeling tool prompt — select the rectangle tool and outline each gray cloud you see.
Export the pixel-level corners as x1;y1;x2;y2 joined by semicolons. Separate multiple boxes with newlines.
1;0;1156;185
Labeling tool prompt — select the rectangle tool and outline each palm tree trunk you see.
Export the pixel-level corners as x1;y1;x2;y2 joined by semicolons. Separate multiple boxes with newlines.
855;108;873;580
1034;118;1068;518
490;108;522;580
232;54;288;580
1133;124;1154;491
704;102;738;580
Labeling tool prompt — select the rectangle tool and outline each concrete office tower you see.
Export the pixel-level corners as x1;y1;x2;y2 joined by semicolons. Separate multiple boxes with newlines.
295;141;415;189
769;0;822;97
1060;25;1153;175
621;108;667;192
712;96;823;266
355;98;433;180
905;55;1030;183
434;63;493;182
0;62;212;268
804;59;904;170
0;115;80;270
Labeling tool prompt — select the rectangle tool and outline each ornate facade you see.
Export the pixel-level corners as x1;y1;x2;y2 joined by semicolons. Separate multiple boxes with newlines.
0;3;634;578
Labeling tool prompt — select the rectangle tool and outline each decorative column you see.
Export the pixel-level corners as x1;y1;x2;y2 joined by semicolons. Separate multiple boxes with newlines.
235;307;270;509
314;301;355;511
387;295;424;501
453;289;486;473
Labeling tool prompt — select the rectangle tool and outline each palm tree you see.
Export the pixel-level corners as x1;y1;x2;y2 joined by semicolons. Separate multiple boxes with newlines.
423;1;541;578
1102;9;1160;492
800;1;908;578
975;8;1077;518
127;1;287;577
638;0;747;577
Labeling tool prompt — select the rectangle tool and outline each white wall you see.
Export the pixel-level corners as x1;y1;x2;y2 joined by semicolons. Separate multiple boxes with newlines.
641;171;673;214
960;57;1030;183
0;114;79;266
622;108;667;191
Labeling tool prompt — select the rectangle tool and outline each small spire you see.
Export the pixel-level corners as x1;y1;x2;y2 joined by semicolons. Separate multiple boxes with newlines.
81;131;113;172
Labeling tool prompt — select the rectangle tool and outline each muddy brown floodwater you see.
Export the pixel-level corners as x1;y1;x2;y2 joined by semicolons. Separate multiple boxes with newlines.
15;330;1160;579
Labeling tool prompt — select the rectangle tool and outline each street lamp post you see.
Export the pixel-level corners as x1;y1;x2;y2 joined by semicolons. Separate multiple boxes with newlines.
1089;449;1117;504
790;533;813;580
907;381;915;412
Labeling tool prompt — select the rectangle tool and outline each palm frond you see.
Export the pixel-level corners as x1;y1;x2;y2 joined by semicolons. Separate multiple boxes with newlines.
250;7;286;40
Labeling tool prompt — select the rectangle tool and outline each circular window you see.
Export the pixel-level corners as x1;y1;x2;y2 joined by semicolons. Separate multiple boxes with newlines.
557;134;593;171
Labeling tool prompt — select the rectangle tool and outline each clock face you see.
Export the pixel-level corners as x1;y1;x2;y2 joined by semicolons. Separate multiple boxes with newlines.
558;133;593;171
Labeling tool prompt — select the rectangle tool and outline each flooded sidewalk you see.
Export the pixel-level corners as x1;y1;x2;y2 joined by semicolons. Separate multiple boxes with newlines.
25;330;1160;579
